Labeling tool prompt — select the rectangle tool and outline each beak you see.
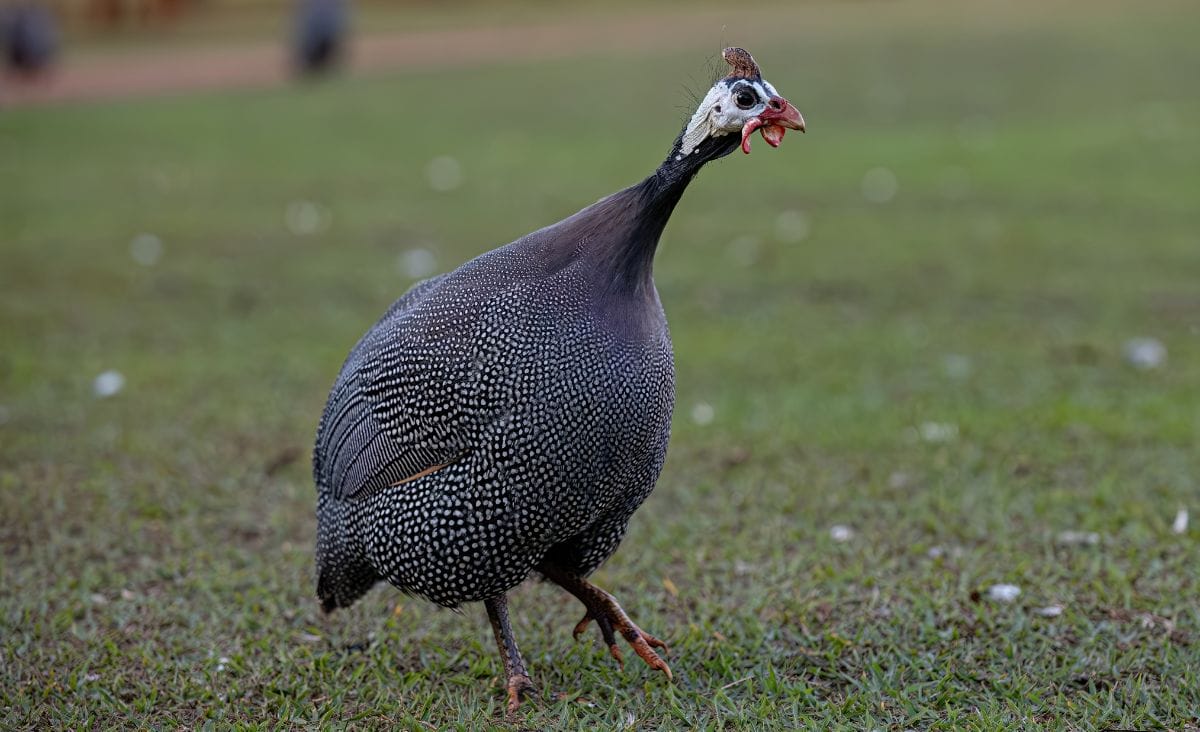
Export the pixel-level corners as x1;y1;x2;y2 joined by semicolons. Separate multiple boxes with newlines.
761;95;806;132
740;95;806;154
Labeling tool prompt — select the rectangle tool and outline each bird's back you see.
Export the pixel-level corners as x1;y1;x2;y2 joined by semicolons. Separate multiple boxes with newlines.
314;212;675;608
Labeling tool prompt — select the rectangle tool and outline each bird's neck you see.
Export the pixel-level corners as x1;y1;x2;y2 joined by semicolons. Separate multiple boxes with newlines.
594;131;742;296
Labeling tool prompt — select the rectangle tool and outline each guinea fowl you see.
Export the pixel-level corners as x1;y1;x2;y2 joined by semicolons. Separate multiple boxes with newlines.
2;3;58;76
314;47;804;711
292;0;346;75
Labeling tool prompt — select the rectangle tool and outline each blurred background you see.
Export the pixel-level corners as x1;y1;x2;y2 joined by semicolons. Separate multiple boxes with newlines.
2;0;1198;727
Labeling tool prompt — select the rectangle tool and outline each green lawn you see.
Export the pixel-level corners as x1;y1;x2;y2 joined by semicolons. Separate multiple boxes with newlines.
3;1;1199;729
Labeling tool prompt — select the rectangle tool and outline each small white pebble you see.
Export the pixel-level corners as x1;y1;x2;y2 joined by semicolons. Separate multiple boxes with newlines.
830;525;855;542
919;422;958;443
987;584;1021;603
726;235;761;267
941;354;972;380
1056;530;1100;546
690;402;714;426
1036;605;1064;617
1172;508;1188;535
1123;337;1166;370
129;233;163;266
93;371;125;398
398;248;437;279
928;545;964;559
861;167;898;204
284;200;330;236
89;593;108;605
426;155;463;192
774;210;810;243
120;589;136;601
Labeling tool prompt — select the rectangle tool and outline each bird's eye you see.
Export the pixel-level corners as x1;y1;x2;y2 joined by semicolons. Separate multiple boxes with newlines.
734;89;757;109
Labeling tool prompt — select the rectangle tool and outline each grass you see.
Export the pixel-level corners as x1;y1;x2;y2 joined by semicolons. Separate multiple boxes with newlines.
2;0;1199;728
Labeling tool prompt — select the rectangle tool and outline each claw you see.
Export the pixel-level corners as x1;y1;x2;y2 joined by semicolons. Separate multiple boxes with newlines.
572;612;593;641
504;673;535;715
540;564;675;683
608;643;624;670
620;625;672;681
571;592;672;679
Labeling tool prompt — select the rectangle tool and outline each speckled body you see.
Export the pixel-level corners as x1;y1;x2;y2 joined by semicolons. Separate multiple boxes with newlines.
314;190;679;610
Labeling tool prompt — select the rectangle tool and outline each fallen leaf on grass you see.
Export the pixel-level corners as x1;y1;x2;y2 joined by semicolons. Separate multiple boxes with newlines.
1123;337;1166;369
829;525;854;542
1056;530;1100;546
987;584;1021;603
553;692;595;707
264;446;302;477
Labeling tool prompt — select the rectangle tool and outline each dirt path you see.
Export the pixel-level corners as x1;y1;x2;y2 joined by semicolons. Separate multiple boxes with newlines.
0;8;798;107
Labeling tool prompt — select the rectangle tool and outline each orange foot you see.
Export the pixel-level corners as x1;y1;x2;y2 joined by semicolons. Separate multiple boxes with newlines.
571;588;672;680
504;673;535;714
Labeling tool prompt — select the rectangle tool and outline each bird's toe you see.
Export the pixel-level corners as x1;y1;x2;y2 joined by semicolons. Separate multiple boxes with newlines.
505;673;536;714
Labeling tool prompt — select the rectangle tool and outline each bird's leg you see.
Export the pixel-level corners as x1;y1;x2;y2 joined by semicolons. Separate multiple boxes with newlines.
537;562;672;681
483;595;535;713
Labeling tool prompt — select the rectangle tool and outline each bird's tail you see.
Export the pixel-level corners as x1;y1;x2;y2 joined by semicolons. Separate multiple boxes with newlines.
315;493;381;612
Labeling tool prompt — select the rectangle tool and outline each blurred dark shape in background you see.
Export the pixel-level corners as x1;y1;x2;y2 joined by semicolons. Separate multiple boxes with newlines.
293;0;347;76
1;2;59;76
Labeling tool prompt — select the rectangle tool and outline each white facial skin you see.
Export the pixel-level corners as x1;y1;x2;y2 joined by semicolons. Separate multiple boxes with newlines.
678;78;781;158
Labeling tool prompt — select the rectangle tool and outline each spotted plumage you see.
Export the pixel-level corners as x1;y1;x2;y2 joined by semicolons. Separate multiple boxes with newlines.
313;47;804;711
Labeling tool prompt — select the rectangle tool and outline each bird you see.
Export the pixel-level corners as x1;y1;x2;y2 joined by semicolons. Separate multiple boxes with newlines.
1;3;59;77
313;47;805;712
292;0;346;76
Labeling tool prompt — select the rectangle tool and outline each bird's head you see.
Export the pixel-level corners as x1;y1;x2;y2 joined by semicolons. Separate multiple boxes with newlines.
678;47;805;158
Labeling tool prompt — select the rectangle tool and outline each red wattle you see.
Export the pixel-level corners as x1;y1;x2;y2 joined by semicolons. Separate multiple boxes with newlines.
740;118;765;154
761;124;786;148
